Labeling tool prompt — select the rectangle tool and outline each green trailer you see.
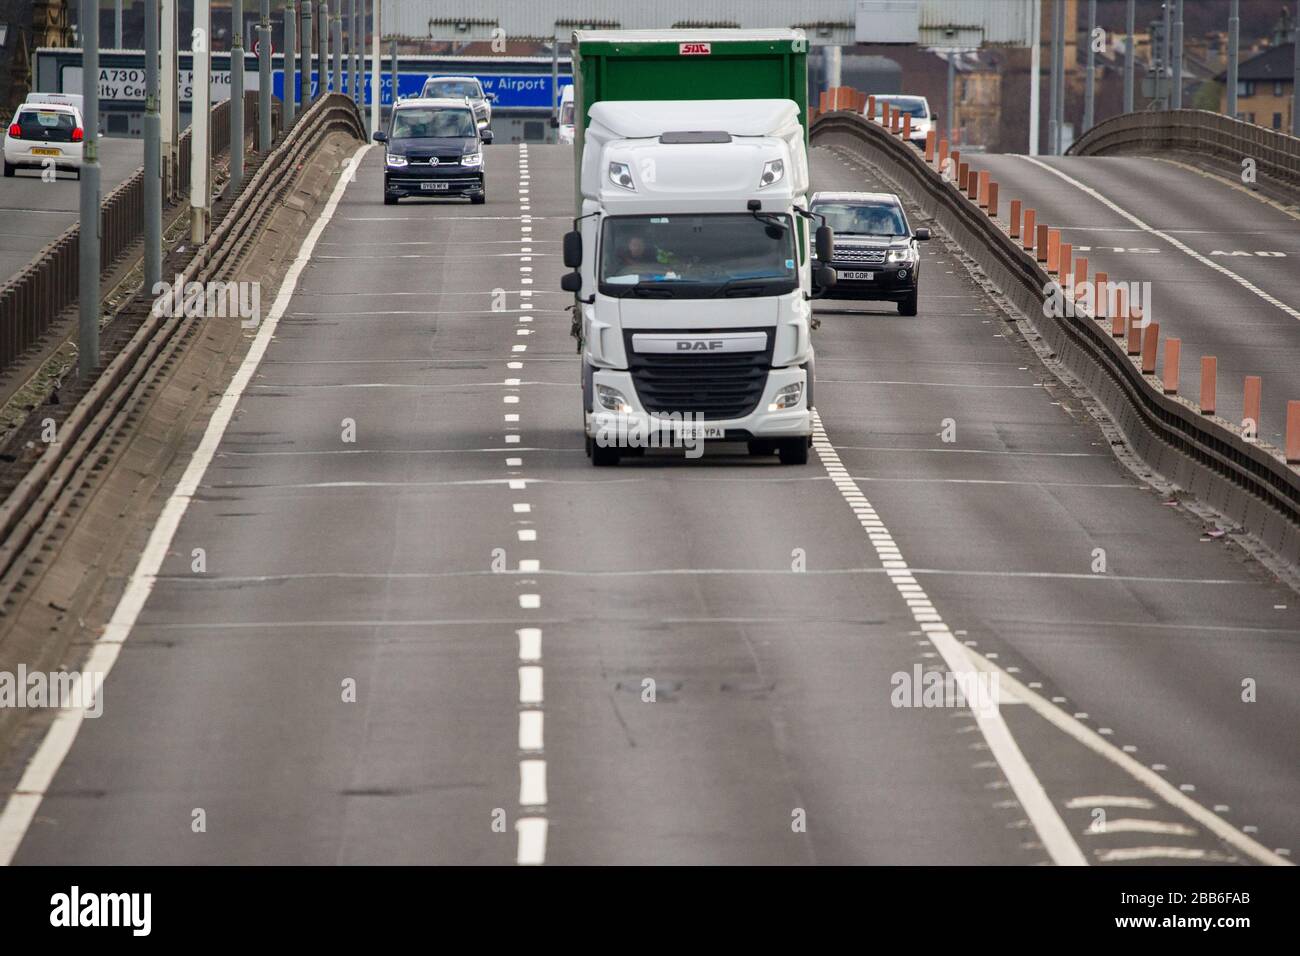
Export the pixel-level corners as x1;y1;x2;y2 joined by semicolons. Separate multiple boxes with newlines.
570;29;810;199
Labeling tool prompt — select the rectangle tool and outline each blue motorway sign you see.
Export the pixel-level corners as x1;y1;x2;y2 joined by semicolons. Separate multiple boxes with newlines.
272;71;572;108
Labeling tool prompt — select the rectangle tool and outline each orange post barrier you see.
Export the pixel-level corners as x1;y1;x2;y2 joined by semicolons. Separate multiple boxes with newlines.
1287;402;1300;463
1200;357;1217;415
819;90;828;112
1163;338;1181;393
1036;223;1049;262
1094;271;1108;317
1112;287;1127;336
1009;200;1021;238
1074;256;1088;287
937;138;949;172
925;129;936;162
1058;242;1072;282
949;148;961;180
1141;322;1160;373
1127;315;1143;355
893;106;902;133
1243;376;1262;434
902;113;912;140
958;162;970;191
966;167;979;200
1046;229;1060;273
1023;208;1036;251
867;94;876;120
987;181;999;219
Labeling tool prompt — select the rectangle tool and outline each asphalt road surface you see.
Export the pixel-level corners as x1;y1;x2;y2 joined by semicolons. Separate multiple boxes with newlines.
0;137;144;284
3;141;1296;865
972;153;1300;450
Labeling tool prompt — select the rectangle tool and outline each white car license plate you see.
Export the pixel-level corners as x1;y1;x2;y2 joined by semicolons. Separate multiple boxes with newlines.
421;181;450;191
31;147;61;156
678;425;726;440
840;270;874;280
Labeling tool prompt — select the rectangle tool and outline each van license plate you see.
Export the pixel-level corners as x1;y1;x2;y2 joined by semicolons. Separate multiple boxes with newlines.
421;181;450;191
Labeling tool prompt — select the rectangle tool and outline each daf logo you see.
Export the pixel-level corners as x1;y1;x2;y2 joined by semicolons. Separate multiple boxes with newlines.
677;340;724;351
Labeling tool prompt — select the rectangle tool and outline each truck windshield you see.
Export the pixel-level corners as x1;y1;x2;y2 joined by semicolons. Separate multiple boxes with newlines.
814;203;908;237
599;214;798;298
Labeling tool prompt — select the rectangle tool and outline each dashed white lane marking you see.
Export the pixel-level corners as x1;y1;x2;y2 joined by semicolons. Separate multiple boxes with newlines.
1096;846;1220;863
518;529;537;542
0;142;377;865
1065;795;1156;810
1021;156;1300;322
811;411;1087;867
1085;819;1198;837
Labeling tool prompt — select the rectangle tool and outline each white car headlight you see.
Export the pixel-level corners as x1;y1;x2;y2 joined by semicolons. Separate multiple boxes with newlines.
768;382;804;411
596;384;632;413
386;153;407;167
608;162;635;191
759;159;785;188
462;151;483;167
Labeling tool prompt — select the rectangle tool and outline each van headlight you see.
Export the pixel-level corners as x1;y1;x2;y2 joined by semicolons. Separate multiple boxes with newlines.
768;382;804;411
759;159;785;188
462;151;483;167
386;153;408;167
596;384;632;413
609;162;635;190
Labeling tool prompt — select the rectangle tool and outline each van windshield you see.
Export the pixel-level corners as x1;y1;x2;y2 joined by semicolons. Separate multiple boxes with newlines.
391;108;476;139
423;79;482;100
600;214;798;298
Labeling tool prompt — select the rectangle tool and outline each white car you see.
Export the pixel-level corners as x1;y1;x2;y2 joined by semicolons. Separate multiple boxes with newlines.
556;84;575;144
868;94;934;148
420;75;493;128
4;95;85;179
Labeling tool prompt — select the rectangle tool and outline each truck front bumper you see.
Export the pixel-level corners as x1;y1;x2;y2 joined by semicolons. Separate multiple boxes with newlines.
585;366;811;446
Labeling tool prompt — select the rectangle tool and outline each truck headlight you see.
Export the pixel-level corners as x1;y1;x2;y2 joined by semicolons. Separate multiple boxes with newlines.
759;159;785;188
386;153;408;167
596;384;633;413
768;382;803;411
608;162;635;191
462;151;483;167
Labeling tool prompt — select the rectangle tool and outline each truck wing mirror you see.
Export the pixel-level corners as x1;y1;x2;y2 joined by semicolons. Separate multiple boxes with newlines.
815;265;837;292
561;271;583;294
815;225;834;263
563;231;583;269
914;228;931;241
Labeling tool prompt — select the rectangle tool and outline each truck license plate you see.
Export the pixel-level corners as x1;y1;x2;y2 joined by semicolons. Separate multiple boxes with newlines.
421;181;450;191
678;425;725;440
840;270;874;280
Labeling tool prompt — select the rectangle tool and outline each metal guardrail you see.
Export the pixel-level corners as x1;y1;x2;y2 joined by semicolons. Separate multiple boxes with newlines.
0;93;366;616
1068;108;1300;192
0;93;266;373
812;110;1300;562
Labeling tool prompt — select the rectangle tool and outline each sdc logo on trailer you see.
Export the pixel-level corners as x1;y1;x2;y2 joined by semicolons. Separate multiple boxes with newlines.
679;42;712;55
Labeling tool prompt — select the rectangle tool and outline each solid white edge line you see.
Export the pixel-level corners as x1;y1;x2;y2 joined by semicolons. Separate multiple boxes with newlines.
0;142;375;867
1020;156;1300;322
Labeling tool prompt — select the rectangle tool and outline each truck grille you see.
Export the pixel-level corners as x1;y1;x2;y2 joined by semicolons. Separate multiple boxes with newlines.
834;247;886;264
624;328;772;421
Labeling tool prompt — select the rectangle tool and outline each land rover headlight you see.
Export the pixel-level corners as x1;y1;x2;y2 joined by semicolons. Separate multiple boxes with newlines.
608;161;636;191
887;247;914;263
768;382;804;411
386;152;408;167
759;159;785;188
596;384;632;413
462;151;483;167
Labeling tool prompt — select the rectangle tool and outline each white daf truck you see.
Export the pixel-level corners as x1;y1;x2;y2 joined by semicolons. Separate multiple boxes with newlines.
561;96;834;466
